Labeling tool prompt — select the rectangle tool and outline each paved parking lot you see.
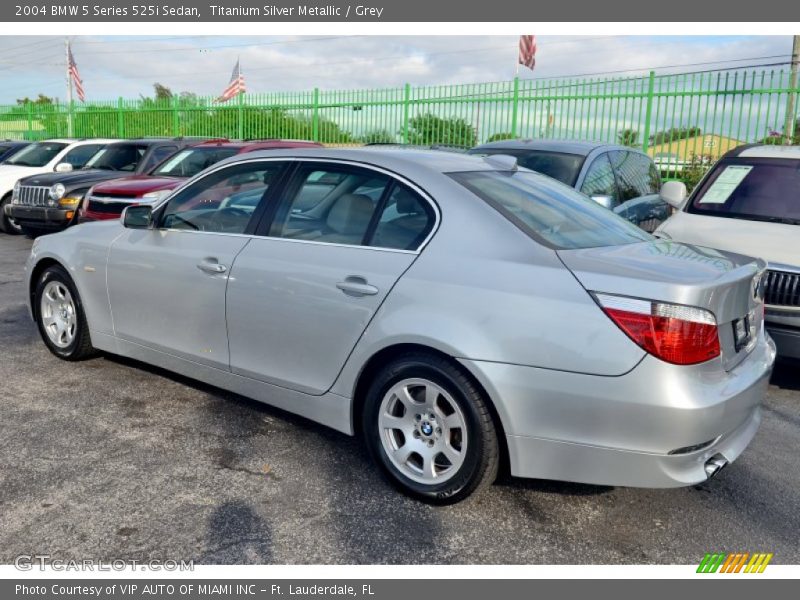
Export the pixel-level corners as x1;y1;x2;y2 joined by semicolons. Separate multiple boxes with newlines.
1;233;798;565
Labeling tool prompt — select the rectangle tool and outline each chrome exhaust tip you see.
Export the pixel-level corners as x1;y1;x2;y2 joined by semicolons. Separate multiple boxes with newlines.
704;454;729;479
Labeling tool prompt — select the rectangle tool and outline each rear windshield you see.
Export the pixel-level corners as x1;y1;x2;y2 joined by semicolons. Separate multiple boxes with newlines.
150;147;239;178
4;142;67;167
688;158;800;224
450;169;652;250
468;149;584;186
85;143;148;172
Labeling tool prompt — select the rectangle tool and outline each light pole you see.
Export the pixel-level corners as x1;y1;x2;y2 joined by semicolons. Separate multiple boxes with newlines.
784;35;799;144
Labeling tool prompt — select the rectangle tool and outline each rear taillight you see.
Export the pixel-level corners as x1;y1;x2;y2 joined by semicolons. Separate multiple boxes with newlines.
593;293;720;366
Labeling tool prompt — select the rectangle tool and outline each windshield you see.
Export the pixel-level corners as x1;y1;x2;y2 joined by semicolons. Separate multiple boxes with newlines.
450;169;652;250
689;159;800;224
150;147;238;178
4;142;67;167
84;144;148;172
469;149;585;186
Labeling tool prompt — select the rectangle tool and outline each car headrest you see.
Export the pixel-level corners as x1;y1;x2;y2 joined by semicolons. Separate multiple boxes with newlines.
394;188;420;214
327;193;374;235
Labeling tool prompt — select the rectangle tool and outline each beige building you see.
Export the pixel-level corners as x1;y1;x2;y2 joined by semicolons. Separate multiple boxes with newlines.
649;133;744;162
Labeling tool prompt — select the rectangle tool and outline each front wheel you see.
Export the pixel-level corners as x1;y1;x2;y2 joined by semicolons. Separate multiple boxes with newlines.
0;194;22;235
34;265;96;360
363;352;499;504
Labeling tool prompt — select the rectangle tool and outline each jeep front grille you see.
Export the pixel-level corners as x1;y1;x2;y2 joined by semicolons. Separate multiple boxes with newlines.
17;186;53;207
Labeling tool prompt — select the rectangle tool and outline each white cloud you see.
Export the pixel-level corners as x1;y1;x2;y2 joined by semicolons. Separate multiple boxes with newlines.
0;35;794;104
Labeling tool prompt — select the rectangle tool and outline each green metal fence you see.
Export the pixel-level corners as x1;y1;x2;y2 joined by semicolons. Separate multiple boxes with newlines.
1;66;798;180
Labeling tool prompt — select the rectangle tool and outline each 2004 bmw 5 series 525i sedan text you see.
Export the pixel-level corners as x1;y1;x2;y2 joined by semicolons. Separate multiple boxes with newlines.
24;148;776;503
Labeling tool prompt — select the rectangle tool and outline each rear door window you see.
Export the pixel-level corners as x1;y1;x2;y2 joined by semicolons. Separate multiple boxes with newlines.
579;154;619;205
611;151;660;201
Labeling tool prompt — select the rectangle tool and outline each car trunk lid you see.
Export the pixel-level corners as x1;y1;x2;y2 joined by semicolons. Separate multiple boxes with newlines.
557;240;766;370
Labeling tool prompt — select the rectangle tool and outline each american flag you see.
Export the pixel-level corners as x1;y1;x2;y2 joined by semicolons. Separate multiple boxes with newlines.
68;42;85;102
518;35;537;71
216;59;246;103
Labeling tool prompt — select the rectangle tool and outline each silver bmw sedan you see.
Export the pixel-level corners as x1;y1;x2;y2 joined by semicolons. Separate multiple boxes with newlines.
24;148;776;503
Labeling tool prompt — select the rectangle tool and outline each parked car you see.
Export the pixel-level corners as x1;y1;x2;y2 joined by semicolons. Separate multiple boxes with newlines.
469;139;671;232
78;139;323;223
5;138;208;237
656;144;800;360
25;148;774;503
0;140;31;163
0;138;114;234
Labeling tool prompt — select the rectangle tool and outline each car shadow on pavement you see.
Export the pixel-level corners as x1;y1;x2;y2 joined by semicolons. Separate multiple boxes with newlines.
495;474;613;497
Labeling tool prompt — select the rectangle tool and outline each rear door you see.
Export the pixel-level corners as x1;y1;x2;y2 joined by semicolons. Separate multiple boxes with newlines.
226;160;437;395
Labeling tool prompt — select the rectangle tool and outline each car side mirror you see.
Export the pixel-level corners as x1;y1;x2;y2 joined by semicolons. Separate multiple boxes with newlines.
660;181;687;208
591;194;615;210
55;162;73;173
121;205;153;229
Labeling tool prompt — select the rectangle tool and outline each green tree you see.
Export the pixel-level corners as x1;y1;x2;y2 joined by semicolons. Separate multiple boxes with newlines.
617;128;639;147
360;129;396;144
153;83;173;101
405;113;477;148
650;126;701;146
486;132;515;142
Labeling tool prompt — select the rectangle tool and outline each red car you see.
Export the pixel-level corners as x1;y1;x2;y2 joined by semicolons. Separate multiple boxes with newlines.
78;139;322;222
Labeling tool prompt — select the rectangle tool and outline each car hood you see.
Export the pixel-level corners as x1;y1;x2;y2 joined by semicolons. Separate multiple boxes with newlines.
657;211;800;268
19;169;126;189
90;175;184;196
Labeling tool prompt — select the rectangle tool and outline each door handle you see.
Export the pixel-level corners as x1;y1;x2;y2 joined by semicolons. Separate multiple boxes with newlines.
336;276;379;297
197;259;228;275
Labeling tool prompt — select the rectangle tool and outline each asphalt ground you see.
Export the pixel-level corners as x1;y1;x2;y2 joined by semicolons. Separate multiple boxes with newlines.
1;233;798;564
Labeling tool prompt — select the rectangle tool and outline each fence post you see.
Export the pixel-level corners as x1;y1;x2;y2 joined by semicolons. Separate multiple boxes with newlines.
238;92;245;140
642;70;656;152
311;87;320;142
26;101;33;140
402;83;411;143
117;97;124;138
172;95;180;137
511;77;520;138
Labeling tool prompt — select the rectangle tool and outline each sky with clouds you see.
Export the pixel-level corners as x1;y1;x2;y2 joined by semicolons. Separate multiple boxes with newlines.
0;35;795;104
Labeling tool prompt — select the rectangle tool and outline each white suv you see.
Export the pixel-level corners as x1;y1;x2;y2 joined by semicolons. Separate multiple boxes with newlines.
0;138;113;234
656;144;800;360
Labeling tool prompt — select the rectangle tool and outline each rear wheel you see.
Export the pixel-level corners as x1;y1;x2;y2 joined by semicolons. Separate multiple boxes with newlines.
363;352;499;504
34;265;96;360
0;193;22;235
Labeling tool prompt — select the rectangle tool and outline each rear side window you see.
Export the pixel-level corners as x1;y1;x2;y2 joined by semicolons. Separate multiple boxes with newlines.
450;170;652;250
580;154;618;204
370;184;435;250
611;151;660;201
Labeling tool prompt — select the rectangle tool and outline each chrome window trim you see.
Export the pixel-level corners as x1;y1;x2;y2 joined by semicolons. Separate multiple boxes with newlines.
151;156;441;255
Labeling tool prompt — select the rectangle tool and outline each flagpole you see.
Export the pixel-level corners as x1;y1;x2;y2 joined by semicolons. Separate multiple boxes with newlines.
65;37;73;138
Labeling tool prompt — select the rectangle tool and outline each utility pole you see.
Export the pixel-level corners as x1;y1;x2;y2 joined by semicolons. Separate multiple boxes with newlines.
65;38;73;138
784;35;800;145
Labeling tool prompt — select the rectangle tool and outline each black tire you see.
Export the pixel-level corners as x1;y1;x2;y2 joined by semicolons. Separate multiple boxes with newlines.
363;352;499;504
0;193;22;235
34;265;96;361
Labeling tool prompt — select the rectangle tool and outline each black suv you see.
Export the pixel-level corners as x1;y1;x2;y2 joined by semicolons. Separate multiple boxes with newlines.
7;137;205;236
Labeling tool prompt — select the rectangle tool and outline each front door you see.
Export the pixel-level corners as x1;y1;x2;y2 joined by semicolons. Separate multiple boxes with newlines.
107;159;289;369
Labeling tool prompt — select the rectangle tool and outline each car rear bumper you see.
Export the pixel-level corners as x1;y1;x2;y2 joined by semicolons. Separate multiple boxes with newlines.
459;333;776;488
5;204;73;230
